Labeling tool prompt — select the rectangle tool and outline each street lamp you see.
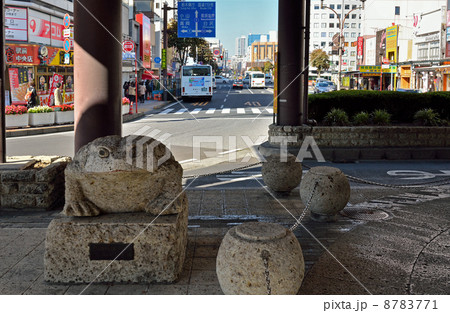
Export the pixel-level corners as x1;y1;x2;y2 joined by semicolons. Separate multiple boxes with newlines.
320;0;366;90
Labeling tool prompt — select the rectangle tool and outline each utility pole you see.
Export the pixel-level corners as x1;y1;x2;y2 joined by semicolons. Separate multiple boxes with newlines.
162;2;176;102
1;0;6;163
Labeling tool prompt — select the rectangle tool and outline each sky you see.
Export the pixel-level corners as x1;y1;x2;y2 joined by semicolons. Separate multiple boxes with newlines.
201;0;278;55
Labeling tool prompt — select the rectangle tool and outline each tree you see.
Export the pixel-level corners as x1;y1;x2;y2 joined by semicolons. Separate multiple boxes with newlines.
310;49;330;78
263;61;273;73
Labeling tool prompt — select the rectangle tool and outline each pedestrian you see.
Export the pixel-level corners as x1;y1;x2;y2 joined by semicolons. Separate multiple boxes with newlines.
123;81;129;99
145;80;150;100
128;82;136;103
138;82;146;103
54;83;63;106
25;82;37;109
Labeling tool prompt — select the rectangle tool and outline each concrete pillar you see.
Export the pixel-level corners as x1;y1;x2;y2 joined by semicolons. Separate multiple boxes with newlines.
1;0;6;162
277;0;305;126
74;0;122;152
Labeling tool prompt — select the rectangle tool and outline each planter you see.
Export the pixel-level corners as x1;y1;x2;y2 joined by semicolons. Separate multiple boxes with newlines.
5;114;29;128
122;105;130;115
55;110;74;124
29;112;55;126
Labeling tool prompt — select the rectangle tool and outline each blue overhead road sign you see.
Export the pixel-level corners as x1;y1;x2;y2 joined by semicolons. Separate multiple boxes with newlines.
178;2;216;38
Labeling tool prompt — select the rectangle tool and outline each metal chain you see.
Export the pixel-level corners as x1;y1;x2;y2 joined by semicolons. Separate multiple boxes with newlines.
260;250;272;295
301;164;450;189
290;181;318;232
182;161;263;179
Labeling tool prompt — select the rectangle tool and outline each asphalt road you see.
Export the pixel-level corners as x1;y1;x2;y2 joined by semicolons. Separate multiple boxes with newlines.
5;81;450;188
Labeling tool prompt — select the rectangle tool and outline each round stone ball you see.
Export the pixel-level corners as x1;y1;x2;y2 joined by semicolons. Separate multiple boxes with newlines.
261;155;302;193
216;222;305;295
300;166;350;216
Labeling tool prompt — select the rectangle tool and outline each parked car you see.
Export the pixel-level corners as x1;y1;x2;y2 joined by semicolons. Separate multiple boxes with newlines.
242;74;250;85
233;80;244;89
314;82;334;94
215;76;228;83
324;81;337;91
397;88;421;93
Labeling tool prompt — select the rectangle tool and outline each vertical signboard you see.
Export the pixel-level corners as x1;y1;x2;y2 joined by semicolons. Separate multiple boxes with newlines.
386;25;398;62
136;13;152;69
356;36;364;64
5;6;28;41
8;68;29;104
161;49;167;70
447;1;450;57
375;29;387;65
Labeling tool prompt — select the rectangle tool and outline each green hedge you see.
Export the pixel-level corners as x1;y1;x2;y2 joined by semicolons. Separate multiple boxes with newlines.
308;91;450;123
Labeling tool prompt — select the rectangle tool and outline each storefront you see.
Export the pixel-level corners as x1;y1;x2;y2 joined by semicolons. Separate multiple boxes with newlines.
358;65;397;90
5;43;74;106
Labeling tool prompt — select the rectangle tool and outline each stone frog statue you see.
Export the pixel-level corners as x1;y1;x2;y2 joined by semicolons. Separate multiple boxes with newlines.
63;135;187;217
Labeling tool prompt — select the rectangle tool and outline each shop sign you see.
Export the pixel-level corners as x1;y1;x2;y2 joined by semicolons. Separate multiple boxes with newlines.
122;52;136;61
8;67;30;104
356;37;364;60
375;29;386;65
360;65;397;74
5;6;28;42
136;14;152;68
28;9;64;47
447;27;450;42
386;25;398;63
161;49;167;70
5;44;38;65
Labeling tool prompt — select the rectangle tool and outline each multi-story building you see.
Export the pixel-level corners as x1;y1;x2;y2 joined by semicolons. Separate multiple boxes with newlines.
235;36;247;57
248;33;268;47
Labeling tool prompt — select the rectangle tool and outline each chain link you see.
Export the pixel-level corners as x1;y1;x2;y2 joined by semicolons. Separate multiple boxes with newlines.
290;181;318;232
182;161;263;179
261;250;272;295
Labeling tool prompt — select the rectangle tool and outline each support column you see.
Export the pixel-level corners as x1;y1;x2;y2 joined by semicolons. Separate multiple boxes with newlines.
74;0;122;152
1;0;6;163
278;0;305;126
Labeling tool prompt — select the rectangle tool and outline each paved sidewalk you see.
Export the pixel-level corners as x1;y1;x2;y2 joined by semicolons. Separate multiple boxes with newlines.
0;184;449;295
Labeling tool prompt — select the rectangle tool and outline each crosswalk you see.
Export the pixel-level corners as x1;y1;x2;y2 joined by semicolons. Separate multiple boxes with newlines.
154;107;274;116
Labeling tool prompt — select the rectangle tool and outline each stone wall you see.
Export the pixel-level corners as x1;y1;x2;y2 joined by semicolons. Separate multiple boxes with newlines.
268;125;450;148
1;157;71;210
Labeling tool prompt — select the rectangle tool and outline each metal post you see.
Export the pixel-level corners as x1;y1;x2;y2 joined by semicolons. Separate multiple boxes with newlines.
162;2;168;102
302;0;311;124
74;0;122;152
277;0;304;126
135;45;138;113
339;0;344;90
0;0;6;163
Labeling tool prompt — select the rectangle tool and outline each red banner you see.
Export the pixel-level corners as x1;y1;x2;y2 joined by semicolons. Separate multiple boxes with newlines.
357;36;364;61
136;13;152;69
5;44;39;65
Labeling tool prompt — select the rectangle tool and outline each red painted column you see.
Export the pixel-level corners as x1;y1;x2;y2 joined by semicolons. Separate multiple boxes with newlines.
74;0;122;152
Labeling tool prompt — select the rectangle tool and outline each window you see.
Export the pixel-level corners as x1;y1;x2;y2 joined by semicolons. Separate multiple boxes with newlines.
313;32;319;38
337;23;340;28
329;14;334;18
351;14;357;19
321;23;327;28
351;23;356;28
313;42;319;48
330;4;335;9
351;33;356;38
344;23;349;28
321;42;326;47
321;13;327;19
314;23;319;28
350;61;356;66
359;23;361;29
337;14;341;19
321;32;327;37
352;5;357;9
418;43;428;60
329;42;334;47
314;5;320;10
314;13;319;19
350;51;356;56
344;32;349;38
337;4;341;9
329;23;335;28
395;6;400;15
329;32;334;37
430;41;440;58
345;5;350;10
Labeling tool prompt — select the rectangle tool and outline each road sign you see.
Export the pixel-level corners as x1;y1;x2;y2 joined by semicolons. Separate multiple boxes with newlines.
382;58;390;64
122;40;135;52
64;53;70;64
154;57;161;64
63;38;71;53
161;49;167;70
178;2;216;38
63;28;73;39
63;14;70;29
213;49;220;56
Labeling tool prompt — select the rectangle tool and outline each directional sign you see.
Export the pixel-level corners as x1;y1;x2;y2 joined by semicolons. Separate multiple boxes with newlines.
122;40;135;52
63;13;70;29
154;57;161;64
63;38;71;53
178;2;216;38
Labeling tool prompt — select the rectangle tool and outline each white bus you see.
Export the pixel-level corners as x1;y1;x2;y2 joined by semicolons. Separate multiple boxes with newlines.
249;72;265;88
181;64;213;101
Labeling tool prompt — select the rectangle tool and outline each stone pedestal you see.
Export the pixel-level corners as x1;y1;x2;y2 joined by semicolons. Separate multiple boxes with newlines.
216;222;304;295
300;166;350;222
44;207;187;283
261;155;302;195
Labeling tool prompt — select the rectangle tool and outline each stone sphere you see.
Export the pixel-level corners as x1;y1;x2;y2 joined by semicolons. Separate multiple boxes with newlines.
261;155;302;193
216;222;304;295
300;166;350;216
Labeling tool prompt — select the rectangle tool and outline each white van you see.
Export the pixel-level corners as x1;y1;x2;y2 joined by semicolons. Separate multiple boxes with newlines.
250;72;265;88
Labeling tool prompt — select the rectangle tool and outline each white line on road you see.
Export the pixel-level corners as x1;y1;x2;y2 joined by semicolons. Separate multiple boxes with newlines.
218;149;242;155
206;108;216;114
174;109;187;114
266;108;274;114
247;88;254;94
224;98;227;102
221;108;230;114
179;158;198;164
191;108;202;114
159;109;174;114
220;105;224;109
251;108;261;114
237;108;246;114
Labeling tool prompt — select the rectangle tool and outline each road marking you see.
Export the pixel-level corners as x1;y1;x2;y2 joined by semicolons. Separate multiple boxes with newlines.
174;109;187;114
159;109;173;115
224;98;227;102
222;108;230;114
247;88;254;94
206;108;215;114
237;108;245;114
251;108;261;114
179;158;198;164
191;108;202;114
220;105;224;109
387;170;450;180
218;149;242;155
266;108;274;114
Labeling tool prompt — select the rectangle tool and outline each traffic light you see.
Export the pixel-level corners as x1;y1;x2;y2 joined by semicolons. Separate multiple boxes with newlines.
220;55;223;60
